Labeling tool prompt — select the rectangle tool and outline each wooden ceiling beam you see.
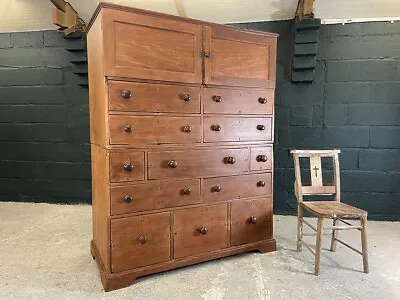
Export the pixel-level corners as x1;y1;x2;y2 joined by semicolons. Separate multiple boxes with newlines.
50;0;86;35
296;0;315;20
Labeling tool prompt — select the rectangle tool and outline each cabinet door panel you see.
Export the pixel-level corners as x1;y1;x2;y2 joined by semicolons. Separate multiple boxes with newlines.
204;26;276;88
103;9;202;84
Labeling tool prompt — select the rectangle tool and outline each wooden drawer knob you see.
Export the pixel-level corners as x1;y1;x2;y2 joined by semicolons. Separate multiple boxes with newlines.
124;195;133;203
182;126;192;133
181;93;191;101
224;156;236;164
197;226;208;234
182;188;191;195
258;97;267;104
124;124;133;133
257;155;268;162
211;124;221;131
257;125;265;131
248;216;257;224
168;160;178;168
257;181;266;187
213;95;222;103
212;185;221;192
121;90;132;99
123;163;134;172
138;235;148;244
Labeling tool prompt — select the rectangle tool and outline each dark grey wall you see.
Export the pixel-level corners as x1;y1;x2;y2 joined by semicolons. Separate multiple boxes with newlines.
0;23;399;219
0;31;91;204
234;20;400;220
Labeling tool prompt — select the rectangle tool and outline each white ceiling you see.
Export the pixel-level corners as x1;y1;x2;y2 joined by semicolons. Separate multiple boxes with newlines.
1;0;400;33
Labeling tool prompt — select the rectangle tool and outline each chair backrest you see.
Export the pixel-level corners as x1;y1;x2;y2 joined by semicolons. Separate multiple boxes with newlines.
290;150;341;203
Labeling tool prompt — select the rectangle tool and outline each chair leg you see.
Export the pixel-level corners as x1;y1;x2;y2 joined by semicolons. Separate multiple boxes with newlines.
315;217;323;276
361;217;369;273
330;217;338;252
297;204;303;251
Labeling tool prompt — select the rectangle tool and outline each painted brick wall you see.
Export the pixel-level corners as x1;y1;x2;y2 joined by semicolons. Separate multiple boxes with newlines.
0;24;399;220
0;31;91;204
234;21;400;220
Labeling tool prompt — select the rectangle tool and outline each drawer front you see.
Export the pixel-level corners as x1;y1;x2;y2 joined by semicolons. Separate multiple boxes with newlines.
108;81;201;113
111;212;171;272
148;148;249;180
109;115;201;145
203;117;272;143
231;198;272;246
203;88;274;115
250;146;273;171
203;173;272;204
173;204;228;258
110;152;145;183
111;179;201;215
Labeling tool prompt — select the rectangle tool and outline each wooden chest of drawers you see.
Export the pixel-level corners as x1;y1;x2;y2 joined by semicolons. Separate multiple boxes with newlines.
87;3;277;291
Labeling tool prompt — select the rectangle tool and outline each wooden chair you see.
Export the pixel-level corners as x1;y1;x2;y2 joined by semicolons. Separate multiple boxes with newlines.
290;149;369;275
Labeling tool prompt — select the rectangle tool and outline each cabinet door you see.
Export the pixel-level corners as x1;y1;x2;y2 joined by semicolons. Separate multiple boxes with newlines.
102;9;202;84
203;26;276;88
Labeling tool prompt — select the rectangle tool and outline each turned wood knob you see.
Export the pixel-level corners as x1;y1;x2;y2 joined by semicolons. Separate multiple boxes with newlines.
224;157;236;164
121;90;132;99
257;155;268;162
183;126;192;133
257;125;265;131
138;235;148;244
197;226;208;234
213;95;222;103
258;97;267;104
248;216;257;224
124;195;133;203
124;124;133;133
211;124;221;131
182;188;191;195
168;160;178;168
181;93;191;101
212;185;221;192
257;181;266;187
123;163;134;172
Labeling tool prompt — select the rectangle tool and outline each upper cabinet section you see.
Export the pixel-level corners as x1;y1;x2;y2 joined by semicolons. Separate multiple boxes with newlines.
102;9;203;84
94;5;277;88
203;26;277;89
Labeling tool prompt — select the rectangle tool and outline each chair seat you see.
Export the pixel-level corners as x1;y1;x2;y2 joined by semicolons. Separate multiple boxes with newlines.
301;201;367;218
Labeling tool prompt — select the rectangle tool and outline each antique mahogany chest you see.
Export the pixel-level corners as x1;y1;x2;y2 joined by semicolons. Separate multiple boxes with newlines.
87;2;277;291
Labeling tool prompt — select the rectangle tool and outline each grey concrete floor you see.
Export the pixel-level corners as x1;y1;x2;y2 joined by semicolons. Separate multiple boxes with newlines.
0;202;399;300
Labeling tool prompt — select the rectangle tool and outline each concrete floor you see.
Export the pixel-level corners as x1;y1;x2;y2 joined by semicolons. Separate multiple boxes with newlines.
0;202;399;300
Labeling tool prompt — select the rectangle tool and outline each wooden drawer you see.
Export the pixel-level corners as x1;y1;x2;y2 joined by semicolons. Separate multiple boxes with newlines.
173;204;228;258
111;179;201;215
148;148;249;180
111;212;171;272
250;146;273;171
108;81;201;113
203;88;274;115
109;115;201;145
110;152;145;183
202;173;272;204
203;117;272;143
231;198;272;246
